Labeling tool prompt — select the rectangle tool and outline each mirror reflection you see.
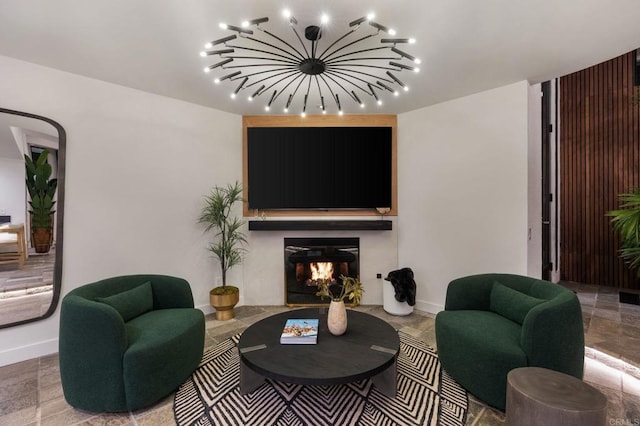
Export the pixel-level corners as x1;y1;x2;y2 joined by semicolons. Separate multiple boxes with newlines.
0;108;65;328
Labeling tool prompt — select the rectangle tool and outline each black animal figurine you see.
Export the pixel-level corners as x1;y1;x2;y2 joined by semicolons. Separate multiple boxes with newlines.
384;268;417;306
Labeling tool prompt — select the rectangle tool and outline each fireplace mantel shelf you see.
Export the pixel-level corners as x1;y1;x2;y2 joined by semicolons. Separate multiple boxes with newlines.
248;220;392;231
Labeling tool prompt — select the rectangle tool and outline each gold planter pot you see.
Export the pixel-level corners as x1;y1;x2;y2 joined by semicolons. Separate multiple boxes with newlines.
209;289;239;321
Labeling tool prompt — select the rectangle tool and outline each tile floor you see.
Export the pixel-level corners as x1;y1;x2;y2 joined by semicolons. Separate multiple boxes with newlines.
1;282;639;425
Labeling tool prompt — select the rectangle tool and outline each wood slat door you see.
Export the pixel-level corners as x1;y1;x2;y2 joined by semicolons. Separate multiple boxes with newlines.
560;50;640;289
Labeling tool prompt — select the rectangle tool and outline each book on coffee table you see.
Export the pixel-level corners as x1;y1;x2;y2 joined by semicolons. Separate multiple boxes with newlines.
280;319;319;344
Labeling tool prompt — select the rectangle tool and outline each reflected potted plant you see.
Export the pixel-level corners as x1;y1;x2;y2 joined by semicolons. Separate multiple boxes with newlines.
24;149;57;253
198;181;247;320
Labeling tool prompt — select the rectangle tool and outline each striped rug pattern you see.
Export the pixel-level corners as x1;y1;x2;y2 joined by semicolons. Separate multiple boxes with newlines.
174;332;468;426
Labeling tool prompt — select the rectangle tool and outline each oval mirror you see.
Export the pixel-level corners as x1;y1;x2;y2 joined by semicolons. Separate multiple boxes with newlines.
0;107;65;329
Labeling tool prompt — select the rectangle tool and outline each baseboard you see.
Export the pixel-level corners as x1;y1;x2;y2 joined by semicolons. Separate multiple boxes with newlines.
414;300;443;315
196;303;215;315
0;338;58;367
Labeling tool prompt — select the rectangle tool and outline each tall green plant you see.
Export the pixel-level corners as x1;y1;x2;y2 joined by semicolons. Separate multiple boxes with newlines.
25;149;57;229
606;188;640;274
198;181;247;289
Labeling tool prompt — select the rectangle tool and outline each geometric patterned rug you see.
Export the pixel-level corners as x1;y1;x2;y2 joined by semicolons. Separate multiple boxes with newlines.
174;331;468;426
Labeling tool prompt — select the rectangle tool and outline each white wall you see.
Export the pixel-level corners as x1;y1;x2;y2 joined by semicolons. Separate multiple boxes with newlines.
0;55;240;366
0;156;25;224
528;83;542;278
397;81;530;313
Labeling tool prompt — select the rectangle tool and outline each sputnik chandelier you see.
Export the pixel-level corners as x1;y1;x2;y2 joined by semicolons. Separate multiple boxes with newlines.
200;10;420;116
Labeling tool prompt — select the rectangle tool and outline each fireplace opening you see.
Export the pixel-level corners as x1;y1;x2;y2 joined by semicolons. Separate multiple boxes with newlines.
284;237;359;306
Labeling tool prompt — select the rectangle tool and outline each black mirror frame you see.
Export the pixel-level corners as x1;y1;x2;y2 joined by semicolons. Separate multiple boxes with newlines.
0;107;65;329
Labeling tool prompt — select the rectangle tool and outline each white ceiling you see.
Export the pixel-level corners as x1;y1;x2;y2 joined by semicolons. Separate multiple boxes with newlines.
0;0;639;116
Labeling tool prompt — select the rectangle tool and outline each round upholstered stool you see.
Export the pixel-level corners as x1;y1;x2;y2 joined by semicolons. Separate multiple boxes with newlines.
505;367;607;426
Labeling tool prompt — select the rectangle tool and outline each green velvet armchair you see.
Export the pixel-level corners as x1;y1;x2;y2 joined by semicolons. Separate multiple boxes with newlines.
59;274;205;412
435;273;584;411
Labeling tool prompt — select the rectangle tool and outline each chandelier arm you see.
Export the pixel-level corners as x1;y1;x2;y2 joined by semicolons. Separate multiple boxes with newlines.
224;56;300;66
325;56;401;66
288;25;312;59
322;46;395;64
223;64;298;69
324;69;389;94
319;33;377;62
326;66;396;84
268;73;307;106
242;70;301;88
320;72;363;105
241;33;306;62
228;67;298;82
258;74;306;106
330;63;404;72
285;76;309;110
318;74;339;104
257;29;307;61
317;28;357;59
226;43;303;63
247;70;301;91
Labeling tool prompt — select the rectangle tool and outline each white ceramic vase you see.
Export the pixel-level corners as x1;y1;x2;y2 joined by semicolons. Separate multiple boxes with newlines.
327;299;348;336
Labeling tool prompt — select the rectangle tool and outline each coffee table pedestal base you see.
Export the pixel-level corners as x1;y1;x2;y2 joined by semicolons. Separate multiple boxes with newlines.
239;359;397;397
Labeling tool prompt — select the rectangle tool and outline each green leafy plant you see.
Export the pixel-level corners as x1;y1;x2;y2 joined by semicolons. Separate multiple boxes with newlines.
316;275;364;304
198;181;247;293
25;149;57;229
606;188;640;274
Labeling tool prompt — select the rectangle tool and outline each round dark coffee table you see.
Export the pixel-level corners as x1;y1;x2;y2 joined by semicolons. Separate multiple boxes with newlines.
238;308;400;396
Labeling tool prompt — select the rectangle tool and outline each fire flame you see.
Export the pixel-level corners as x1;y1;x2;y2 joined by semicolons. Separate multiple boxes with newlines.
310;262;334;281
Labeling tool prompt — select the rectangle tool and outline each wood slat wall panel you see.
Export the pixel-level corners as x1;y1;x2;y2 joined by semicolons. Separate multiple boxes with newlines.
560;51;640;288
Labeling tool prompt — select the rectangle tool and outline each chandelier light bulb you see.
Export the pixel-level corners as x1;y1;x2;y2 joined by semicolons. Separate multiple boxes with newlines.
219;23;228;30
203;67;210;73
409;38;416;44
214;78;221;84
414;67;420;73
199;51;206;57
265;106;270;111
204;42;212;49
360;103;365;108
338;110;344;116
320;14;329;24
394;91;399;96
367;13;375;21
284;107;289;112
404;86;409;91
301;112;306;117
389;29;396;36
282;9;291;18
248;96;253;101
241;20;250;28
230;93;236;99
377;100;383;105
415;58;422;64
322;109;327;114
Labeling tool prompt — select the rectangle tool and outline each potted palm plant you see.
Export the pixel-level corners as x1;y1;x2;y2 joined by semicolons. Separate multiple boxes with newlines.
24;149;57;253
607;188;640;275
198;181;247;320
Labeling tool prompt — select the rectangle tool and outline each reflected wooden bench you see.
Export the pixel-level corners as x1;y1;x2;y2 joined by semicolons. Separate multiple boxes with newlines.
0;224;27;268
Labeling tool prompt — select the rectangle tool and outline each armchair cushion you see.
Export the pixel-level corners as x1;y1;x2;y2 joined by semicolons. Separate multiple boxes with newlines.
489;281;544;325
96;281;153;321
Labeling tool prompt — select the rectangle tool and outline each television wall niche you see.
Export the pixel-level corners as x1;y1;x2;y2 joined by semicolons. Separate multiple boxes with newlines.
242;115;398;217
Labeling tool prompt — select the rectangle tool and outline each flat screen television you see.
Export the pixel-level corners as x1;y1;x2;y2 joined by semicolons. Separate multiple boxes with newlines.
247;126;392;210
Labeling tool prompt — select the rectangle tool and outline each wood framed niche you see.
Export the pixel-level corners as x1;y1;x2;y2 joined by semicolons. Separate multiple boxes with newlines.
243;114;397;217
